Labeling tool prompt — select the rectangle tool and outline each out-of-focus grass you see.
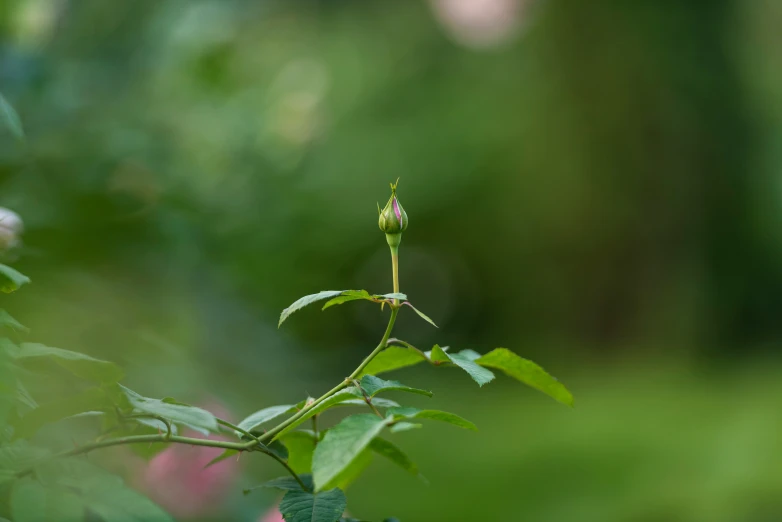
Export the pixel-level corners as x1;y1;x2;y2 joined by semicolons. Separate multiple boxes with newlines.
343;362;782;522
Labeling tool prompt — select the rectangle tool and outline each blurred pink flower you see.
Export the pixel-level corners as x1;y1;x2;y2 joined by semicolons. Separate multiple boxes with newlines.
135;401;239;519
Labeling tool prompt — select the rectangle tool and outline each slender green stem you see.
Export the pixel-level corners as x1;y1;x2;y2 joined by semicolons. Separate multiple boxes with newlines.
260;306;399;442
387;338;429;360
16;232;404;488
391;246;400;305
15;434;251;479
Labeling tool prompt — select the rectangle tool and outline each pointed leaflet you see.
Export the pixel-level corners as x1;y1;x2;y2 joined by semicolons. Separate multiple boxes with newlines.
0;92;23;139
369;437;421;479
312;414;391;491
322;290;373;310
358;375;432;398
387;407;477;431
279;488;347;522
430;345;495;387
279;291;343;327
205;449;239;469
359;346;428;377
476;348;573;406
0;264;30;293
0;310;28;333
329;447;373;491
237;404;296;433
13;343;123;383
402;301;437;327
119;385;218;435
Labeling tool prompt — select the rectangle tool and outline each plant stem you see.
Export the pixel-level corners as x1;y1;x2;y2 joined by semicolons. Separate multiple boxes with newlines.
15;434;250;479
260;306;399;442
391;245;400;305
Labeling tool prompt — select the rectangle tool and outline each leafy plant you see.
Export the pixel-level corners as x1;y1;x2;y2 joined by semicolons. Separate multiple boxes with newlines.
0;181;571;521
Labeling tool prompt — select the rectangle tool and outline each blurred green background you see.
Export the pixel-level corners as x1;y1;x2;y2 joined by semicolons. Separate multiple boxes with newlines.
3;0;782;520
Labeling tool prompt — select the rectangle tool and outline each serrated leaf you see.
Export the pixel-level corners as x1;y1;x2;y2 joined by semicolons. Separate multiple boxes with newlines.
448;352;495;387
279;291;344;327
119;385;218;435
456;349;482;361
11;478;48;522
0;264;30;293
369;437;421;478
0;92;23;139
429;345;495;387
402;302;437;327
312;414;390;491
0;310;28;333
245;474;314;493
279;488;347;522
237;404;296;433
358;375;432;398
387;407;477;431
476;348;574;406
322;290;373;310
13;387;113;438
359;346;428;377
13;343;124;383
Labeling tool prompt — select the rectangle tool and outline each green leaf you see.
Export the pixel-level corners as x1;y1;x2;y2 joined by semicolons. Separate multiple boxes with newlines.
0;441;50;472
0;310;28;333
330;448;373;491
369;437;421;479
245;474;314;493
13;387;113;438
311;414;390;491
476;348;574;406
14;343;124;383
11;478;48;522
78;478;174;522
0;264;30;293
428;345;495;387
322;290;373;310
204;449;239;469
279;488;347;522
387;407;477;431
359;346;428;377
119;385;219;435
358;375;432;398
402;302;437;327
279;290;344;327
448;352;495;387
237;404;296;433
0;92;24;139
280;431;317;474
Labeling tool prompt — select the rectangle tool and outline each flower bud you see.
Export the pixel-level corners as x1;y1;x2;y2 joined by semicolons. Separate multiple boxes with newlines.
0;207;23;251
378;180;408;239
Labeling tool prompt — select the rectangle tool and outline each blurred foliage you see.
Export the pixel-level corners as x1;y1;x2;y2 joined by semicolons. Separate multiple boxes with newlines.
2;0;782;520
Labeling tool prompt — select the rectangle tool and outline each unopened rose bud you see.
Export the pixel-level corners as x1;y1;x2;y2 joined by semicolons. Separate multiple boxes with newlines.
378;180;408;247
0;207;23;251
